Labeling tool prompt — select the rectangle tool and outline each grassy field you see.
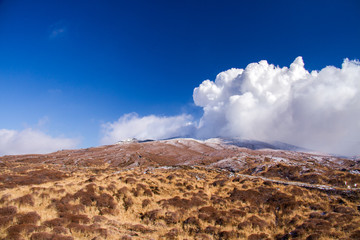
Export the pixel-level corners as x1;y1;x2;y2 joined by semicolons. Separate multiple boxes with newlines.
0;140;359;239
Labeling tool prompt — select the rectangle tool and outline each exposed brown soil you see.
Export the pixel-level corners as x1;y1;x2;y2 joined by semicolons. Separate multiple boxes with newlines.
0;138;359;239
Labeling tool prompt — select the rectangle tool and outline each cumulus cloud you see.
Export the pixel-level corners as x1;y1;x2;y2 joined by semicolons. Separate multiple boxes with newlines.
101;113;196;144
0;128;78;155
101;57;360;155
193;57;360;155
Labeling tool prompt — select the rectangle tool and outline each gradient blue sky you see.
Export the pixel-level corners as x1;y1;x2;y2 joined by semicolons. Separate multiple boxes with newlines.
1;0;359;152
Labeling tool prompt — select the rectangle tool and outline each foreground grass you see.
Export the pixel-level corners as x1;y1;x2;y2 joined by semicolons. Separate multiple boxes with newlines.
0;163;359;240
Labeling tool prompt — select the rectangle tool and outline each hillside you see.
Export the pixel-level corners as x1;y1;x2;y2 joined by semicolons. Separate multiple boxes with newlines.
0;138;359;239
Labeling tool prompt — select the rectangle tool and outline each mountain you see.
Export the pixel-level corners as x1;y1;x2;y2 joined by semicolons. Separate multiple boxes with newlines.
212;137;308;151
0;138;359;239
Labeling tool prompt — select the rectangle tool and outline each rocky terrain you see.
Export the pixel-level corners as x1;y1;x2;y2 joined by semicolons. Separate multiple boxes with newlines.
0;138;359;240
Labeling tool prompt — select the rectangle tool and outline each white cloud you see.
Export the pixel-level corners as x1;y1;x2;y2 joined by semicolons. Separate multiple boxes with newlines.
101;113;196;144
0;128;78;155
193;57;360;156
101;57;360;156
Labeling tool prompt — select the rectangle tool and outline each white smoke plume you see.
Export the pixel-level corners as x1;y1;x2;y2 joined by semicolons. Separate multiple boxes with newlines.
194;57;360;156
101;113;196;144
0;128;78;155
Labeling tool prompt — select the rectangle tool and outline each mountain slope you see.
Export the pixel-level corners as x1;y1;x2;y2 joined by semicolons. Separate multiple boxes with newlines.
0;138;359;239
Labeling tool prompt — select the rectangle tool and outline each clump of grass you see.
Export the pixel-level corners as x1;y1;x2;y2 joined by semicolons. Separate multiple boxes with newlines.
0;206;17;216
159;195;206;210
43;218;67;227
17;211;41;224
13;194;35;206
142;199;151;208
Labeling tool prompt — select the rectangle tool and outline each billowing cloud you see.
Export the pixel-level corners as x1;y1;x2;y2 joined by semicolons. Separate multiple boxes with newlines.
101;57;360;155
194;57;360;156
101;113;196;144
0;128;78;155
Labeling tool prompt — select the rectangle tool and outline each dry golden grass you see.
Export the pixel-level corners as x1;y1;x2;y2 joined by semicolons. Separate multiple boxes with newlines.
0;139;359;239
0;164;359;240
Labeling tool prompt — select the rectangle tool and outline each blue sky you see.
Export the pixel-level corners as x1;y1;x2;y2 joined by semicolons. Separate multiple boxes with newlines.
1;0;360;155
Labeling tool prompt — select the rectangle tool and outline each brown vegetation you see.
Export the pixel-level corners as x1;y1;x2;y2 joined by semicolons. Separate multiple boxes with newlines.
0;139;359;239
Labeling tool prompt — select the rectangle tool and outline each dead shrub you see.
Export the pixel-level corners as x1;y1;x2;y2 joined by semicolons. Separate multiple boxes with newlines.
17;212;41;224
247;216;268;230
5;232;23;240
125;177;136;184
73;189;97;207
183;216;200;226
160;196;206;210
194;233;212;240
210;195;227;206
193;190;209;200
96;193;116;214
229;188;264;205
68;223;106;236
228;209;246;217
247;233;269;240
261;164;301;180
121;235;132;240
123;196;133;210
290;186;304;196
43;218;67;227
204;226;220;235
1;169;67;188
163;228;179;240
143;188;153;197
52;226;69;235
39;193;50;199
0;194;11;204
298;173;326;184
142;199;151;208
166;174;176;181
7;224;38;236
30;232;53;240
67;223;90;233
215;215;230;226
14;194;35;206
263;181;273;186
309;203;326;211
150;185;160;195
212;179;227;187
293;218;332;236
0;216;14;227
140;209;162;222
163;211;180;225
332;205;355;214
85;176;96;183
175;182;183;187
266;192;297;214
127;224;154;233
309;212;322;219
60;213;90;224
182;216;201;235
106;183;117;193
350;230;360;239
305;233;321;240
117;186;129;196
218;230;238;239
0;206;17;216
198;206;219;223
237;220;251;230
289;215;302;225
340;222;358;232
53;200;85;214
92;215;107;223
